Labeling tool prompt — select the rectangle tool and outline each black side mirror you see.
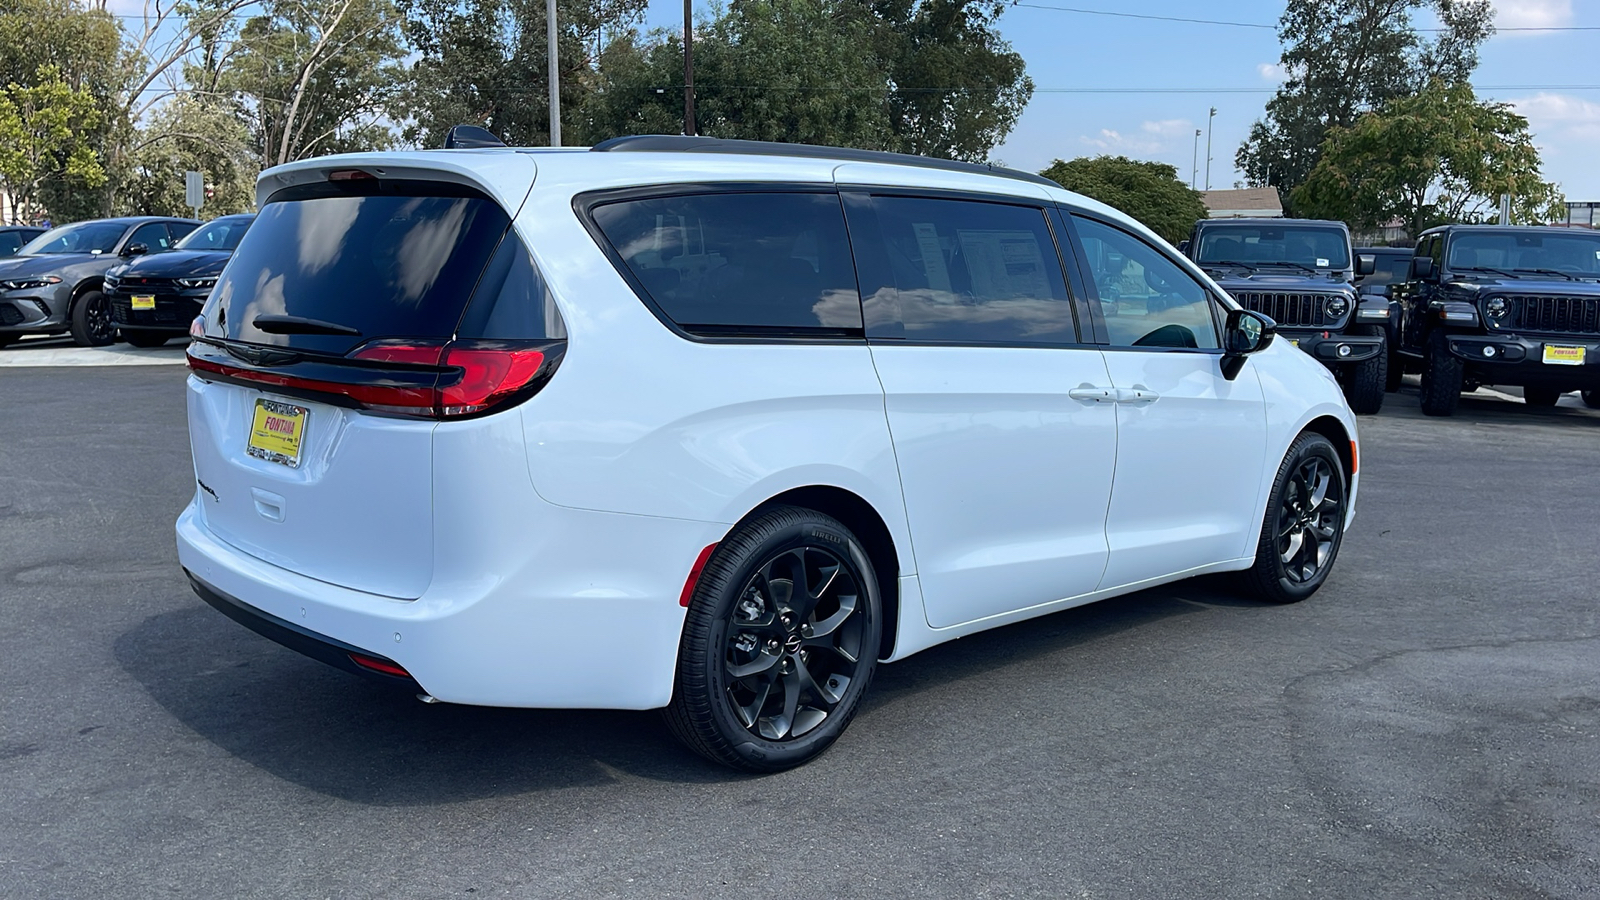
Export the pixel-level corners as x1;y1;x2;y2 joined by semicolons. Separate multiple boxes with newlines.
1356;254;1375;277
123;242;149;257
1220;308;1275;381
1410;256;1434;281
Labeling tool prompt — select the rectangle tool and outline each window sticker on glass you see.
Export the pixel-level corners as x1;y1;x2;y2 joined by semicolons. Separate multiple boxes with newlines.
912;222;953;294
1316;258;1330;267
957;230;1050;300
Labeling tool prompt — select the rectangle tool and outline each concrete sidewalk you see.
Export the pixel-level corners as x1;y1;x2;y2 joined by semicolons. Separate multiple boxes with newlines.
0;338;186;366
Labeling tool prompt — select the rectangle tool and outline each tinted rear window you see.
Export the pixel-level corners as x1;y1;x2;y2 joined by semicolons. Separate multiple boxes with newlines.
206;187;511;355
590;191;862;337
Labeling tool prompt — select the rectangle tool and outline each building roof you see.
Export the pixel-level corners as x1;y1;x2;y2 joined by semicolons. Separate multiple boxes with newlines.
1202;188;1283;217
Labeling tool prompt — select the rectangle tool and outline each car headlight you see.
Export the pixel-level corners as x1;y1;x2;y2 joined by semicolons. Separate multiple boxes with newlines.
1325;296;1349;318
0;275;62;291
1486;297;1509;319
176;277;217;290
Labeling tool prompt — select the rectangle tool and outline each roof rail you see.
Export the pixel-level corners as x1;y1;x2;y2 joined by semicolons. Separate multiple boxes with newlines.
590;135;1059;189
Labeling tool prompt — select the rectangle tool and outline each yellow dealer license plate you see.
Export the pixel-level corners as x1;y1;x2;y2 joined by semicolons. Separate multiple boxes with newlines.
247;399;307;468
1543;344;1586;366
131;295;156;310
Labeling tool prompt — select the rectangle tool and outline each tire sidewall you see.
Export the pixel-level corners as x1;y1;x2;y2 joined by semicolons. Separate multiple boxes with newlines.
71;290;114;347
1257;435;1347;603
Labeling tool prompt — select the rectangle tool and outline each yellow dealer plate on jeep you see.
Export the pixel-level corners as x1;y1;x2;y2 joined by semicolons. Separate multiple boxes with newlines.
131;295;156;310
247;399;307;468
1543;345;1586;366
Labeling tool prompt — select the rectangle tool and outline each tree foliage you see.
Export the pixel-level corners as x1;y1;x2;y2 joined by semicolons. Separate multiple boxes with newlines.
118;95;257;216
1293;82;1562;236
1237;0;1493;208
0;64;105;221
1039;156;1205;244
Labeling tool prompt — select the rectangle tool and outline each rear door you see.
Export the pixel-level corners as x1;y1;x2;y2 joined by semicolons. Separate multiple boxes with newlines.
844;190;1118;628
187;173;527;599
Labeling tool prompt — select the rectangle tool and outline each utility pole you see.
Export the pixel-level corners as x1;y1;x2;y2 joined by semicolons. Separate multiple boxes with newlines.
1191;129;1201;190
1204;107;1216;191
546;0;560;146
683;0;696;136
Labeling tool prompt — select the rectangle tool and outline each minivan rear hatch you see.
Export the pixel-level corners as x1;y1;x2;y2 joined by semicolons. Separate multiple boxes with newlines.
186;169;560;598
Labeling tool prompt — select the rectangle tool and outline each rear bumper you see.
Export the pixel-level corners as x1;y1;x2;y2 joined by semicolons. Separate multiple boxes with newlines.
1446;334;1600;388
176;494;718;710
1284;330;1384;364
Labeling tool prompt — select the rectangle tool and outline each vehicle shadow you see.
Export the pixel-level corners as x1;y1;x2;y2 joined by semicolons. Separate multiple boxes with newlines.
1380;379;1600;428
115;577;1256;802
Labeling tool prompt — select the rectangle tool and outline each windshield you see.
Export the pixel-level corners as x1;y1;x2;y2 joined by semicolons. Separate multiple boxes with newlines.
19;221;127;256
1448;231;1600;276
178;216;253;251
1196;225;1351;269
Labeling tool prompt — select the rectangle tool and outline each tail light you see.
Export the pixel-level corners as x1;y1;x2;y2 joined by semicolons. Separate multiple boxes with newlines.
186;339;561;420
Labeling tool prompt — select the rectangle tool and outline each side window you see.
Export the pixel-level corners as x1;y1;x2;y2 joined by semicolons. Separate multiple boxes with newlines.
0;232;22;256
589;191;861;337
167;222;197;244
128;222;174;251
1427;235;1445;271
1073;216;1219;350
850;195;1077;344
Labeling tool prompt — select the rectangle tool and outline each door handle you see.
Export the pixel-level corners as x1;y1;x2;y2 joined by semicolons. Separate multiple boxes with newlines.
1116;387;1160;404
1068;387;1116;403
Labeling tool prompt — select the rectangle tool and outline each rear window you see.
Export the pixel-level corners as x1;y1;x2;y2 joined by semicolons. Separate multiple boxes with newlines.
205;184;512;355
589;191;862;337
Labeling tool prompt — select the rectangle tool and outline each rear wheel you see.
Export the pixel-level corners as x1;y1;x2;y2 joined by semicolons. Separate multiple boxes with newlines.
1345;346;1386;414
69;290;115;347
0;333;17;349
1418;330;1462;417
1583;390;1600;409
1522;387;1562;408
1241;432;1347;604
122;331;170;348
666;507;882;772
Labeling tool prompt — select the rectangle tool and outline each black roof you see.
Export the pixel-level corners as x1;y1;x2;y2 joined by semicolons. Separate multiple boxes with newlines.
1420;224;1580;237
1196;217;1349;229
589;134;1060;189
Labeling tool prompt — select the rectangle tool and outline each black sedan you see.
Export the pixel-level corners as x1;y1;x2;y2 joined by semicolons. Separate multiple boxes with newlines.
0;226;46;259
106;214;254;347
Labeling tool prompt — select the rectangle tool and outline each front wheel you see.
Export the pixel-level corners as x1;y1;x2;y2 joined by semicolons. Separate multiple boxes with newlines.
1240;432;1348;604
0;333;17;349
1582;390;1600;410
1522;387;1562;407
69;290;115;347
1418;330;1463;417
1345;348;1386;414
666;507;882;772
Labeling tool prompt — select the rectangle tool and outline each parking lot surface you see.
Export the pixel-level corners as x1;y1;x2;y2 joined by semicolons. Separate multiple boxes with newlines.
3;364;1598;898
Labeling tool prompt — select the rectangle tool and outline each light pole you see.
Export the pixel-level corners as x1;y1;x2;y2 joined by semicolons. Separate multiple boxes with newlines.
546;0;560;146
683;0;696;136
1191;129;1201;190
1204;107;1216;191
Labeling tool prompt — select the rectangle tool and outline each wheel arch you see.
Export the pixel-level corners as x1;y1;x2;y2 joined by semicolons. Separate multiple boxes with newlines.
1301;414;1354;487
741;485;902;663
69;277;105;310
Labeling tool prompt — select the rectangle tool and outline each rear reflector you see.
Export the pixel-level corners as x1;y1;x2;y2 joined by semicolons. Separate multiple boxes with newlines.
349;653;410;677
679;543;719;607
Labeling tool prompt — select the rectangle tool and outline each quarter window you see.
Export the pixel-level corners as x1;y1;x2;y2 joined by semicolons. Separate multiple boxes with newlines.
590;191;862;337
850;196;1077;344
1073;216;1219;350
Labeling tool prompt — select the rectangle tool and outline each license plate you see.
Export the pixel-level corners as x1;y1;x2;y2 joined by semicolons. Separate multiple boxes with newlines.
247;399;307;468
131;295;156;310
1543;344;1586;366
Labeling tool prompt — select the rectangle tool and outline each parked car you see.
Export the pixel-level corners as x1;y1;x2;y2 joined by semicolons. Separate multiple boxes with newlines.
1186;218;1392;413
179;136;1360;772
0;216;200;347
1394;225;1600;415
107;214;255;347
0;225;46;259
1355;246;1413;391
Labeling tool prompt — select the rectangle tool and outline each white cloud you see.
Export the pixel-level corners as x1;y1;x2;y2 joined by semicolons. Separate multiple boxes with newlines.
1141;119;1193;136
1494;0;1572;32
1258;62;1287;83
1079;129;1162;155
1511;93;1600;146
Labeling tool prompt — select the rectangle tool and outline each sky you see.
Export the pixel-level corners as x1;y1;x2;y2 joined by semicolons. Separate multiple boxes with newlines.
637;0;1600;201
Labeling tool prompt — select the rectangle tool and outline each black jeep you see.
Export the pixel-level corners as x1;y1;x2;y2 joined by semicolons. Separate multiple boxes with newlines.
1187;218;1391;413
1396;225;1600;416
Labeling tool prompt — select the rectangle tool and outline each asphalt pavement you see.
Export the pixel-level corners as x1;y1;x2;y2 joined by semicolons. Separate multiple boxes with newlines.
2;361;1598;898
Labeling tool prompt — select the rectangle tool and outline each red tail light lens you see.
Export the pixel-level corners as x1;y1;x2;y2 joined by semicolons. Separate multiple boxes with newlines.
349;653;410;677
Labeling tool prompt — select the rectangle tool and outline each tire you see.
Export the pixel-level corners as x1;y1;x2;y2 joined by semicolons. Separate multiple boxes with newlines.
1522;387;1562;408
1418;330;1462;417
69;290;115;347
1345;347;1386;414
0;333;17;349
122;331;169;348
1240;432;1348;604
665;506;882;772
1384;344;1403;392
1583;390;1600;410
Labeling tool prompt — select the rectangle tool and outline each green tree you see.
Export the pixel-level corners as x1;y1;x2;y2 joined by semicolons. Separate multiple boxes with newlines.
0;64;105;222
1237;0;1493;208
1292;82;1562;237
118;95;258;217
1039;155;1206;244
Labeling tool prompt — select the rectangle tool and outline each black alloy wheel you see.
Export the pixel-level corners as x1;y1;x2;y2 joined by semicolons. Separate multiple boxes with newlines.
1522;387;1563;408
1241;432;1347;604
70;290;115;347
667;507;881;772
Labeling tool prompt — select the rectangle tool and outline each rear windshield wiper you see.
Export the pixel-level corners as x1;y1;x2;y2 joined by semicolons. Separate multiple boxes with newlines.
252;314;362;337
1511;268;1582;281
1453;265;1521;279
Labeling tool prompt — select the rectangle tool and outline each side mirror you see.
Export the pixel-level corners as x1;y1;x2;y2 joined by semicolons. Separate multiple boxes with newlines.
1220;308;1275;381
123;242;149;257
1177;240;1191;256
1356;254;1375;277
1410;256;1434;281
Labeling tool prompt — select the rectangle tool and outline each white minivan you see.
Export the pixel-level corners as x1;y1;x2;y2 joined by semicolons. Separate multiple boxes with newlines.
177;135;1359;771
